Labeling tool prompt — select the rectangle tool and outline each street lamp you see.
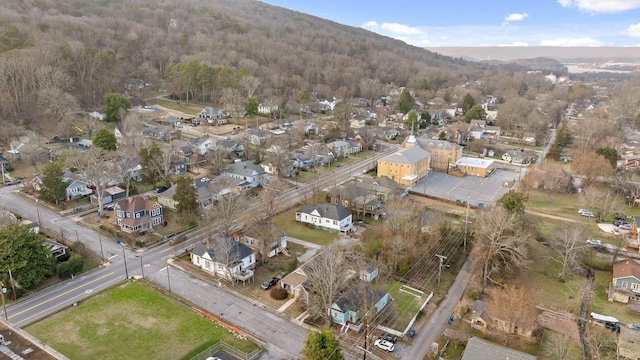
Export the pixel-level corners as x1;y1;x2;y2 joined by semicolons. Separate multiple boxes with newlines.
167;265;171;293
137;255;145;278
35;199;42;226
122;245;129;279
1;282;7;320
217;280;222;317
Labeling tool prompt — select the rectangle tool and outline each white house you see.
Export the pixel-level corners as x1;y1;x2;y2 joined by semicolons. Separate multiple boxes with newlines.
198;107;226;125
295;203;354;233
222;161;267;188
190;237;255;283
258;101;279;114
65;179;93;201
190;137;215;155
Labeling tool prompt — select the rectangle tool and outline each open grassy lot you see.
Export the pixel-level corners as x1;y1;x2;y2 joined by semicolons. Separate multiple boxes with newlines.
25;281;258;360
148;98;204;115
272;208;339;246
381;281;424;331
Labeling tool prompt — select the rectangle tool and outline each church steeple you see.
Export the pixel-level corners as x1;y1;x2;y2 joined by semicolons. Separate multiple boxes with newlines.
405;118;416;148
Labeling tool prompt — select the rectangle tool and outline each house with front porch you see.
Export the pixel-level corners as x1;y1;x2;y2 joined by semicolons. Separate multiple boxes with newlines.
65;179;93;201
329;286;388;326
114;196;163;234
222;161;266;188
237;227;288;260
190;137;215;155
190;236;255;284
197;107;226;125
609;259;640;305
296;203;354;233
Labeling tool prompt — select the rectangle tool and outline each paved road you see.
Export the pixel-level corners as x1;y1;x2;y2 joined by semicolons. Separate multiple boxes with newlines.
1;147;396;359
402;257;477;359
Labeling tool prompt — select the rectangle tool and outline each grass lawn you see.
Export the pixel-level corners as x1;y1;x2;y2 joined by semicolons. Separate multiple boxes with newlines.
382;281;424;331
25;281;259;360
272;208;339;246
148;99;203;115
589;270;639;324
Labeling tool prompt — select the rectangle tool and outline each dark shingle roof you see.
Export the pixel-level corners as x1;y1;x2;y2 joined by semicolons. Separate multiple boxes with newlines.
192;239;254;260
298;203;351;221
334;286;386;312
461;337;536;360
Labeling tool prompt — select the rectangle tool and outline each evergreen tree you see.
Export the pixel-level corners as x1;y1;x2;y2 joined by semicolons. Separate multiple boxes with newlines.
555;122;572;147
245;97;259;117
174;175;198;217
0;223;54;292
396;89;415;114
463;104;486;122
93;127;117;151
546;144;561;161
497;190;526;214
461;93;475;114
404;112;419;132
103;93;130;122
38;160;67;204
139;143;163;186
301;329;344;360
596;146;618;168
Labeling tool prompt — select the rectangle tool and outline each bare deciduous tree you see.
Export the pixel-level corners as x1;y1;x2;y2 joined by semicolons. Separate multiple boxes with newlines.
548;224;586;281
486;284;537;346
473;206;532;293
571;152;611;188
240;75;261;99
541;165;571;203
67;148;119;215
208;191;246;238
543;332;573;360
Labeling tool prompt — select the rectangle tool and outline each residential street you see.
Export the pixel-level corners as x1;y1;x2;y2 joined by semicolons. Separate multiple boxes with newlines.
402;257;477;359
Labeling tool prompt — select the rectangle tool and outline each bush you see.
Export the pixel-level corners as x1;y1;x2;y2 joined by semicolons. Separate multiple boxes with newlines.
270;287;288;300
68;254;84;273
58;262;72;279
468;290;480;301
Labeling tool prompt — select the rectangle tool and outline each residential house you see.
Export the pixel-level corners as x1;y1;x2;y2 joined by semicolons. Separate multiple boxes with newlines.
346;139;363;155
90;186;126;205
502;149;531;164
609;259;640;304
470;300;489;331
237;228;288;259
295;203;354;233
461;337;536;360
521;132;536;146
353;174;408;200
154;116;183;128
222;161;266;188
65;179;93;201
248;129;271;146
217;140;244;158
190;137;215;155
170;160;187;175
350;118;366;129
142;126;175;140
415;137;463;170
0;152;11;173
279;118;293;128
280;268;311;304
157;176;244;210
360;264;379;282
328;140;352;158
619;326;640;360
258;101;279;115
329;183;384;220
377;136;431;187
190;236;255;283
453;157;495;178
328;286;388;326
198;107;226;125
114;196;163;234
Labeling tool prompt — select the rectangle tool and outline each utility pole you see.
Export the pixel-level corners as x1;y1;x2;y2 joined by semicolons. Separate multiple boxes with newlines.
138;256;145;278
436;254;447;287
217;280;222;317
122;246;129;279
166;265;171;293
35;199;42;226
98;232;105;263
464;200;471;251
362;316;368;360
1;282;7;320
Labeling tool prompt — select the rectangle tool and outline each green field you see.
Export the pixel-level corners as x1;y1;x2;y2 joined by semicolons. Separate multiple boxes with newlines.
25;281;259;360
382;281;424;330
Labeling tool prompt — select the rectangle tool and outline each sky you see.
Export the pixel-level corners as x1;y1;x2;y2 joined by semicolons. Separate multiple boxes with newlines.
262;0;640;47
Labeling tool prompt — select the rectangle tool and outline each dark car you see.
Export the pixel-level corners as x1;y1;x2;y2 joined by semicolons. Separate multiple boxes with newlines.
261;277;278;290
154;186;168;193
380;333;398;343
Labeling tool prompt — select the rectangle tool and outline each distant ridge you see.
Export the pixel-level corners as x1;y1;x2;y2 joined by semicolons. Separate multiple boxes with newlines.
425;46;640;62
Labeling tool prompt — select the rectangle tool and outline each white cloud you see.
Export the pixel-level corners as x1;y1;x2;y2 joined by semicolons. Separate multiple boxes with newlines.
557;0;640;13
379;22;424;36
624;23;640;37
539;37;605;46
503;13;528;24
496;42;530;46
362;21;379;30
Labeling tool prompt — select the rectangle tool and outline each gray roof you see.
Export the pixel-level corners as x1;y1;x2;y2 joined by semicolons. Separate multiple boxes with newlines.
191;239;254;260
379;146;431;165
461;337;536;360
298;203;351;221
225;161;265;177
415;138;460;151
471;300;487;320
334;286;386;312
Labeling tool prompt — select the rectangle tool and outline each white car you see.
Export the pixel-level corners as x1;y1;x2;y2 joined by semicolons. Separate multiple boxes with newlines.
586;239;602;246
612;228;621;236
619;223;633;230
578;208;589;215
581;211;594;218
374;339;395;352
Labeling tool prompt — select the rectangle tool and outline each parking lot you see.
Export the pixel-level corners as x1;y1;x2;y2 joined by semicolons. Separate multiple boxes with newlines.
413;169;519;207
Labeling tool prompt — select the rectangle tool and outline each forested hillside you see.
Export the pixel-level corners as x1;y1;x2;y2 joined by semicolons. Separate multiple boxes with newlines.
0;0;477;132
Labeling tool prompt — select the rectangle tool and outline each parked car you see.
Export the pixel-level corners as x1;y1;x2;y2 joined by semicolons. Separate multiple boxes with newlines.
276;271;287;280
581;211;594;218
44;139;54;144
103;204;115;211
612;228;621;236
261;277;278;290
586;239;603;249
619;222;633;230
154;186;168;193
578;208;590;215
380;333;398;343
614;219;626;226
3;179;21;186
374;339;395;352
